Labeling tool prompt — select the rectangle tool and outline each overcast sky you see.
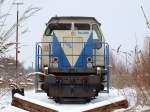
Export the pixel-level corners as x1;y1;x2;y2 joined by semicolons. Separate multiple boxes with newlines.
1;0;150;68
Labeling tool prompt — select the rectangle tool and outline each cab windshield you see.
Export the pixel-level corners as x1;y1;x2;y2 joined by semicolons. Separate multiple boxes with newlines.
74;23;90;30
45;23;71;36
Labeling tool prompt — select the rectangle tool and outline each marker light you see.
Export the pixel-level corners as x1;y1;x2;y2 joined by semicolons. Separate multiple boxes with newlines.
53;57;58;63
44;66;48;70
97;67;101;75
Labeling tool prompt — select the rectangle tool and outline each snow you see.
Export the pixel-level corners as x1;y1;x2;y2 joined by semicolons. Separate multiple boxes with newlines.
26;82;34;85
0;77;4;81
26;72;46;76
1;88;128;112
0;88;150;112
134;105;150;112
23;89;128;112
0;91;27;112
8;79;13;82
0;77;4;84
14;93;58;111
118;87;137;106
80;96;126;112
14;93;127;112
0;65;4;68
1;106;28;112
20;82;26;85
26;79;32;81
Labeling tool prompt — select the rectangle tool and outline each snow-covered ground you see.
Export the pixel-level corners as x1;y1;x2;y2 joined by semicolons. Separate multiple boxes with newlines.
0;88;149;112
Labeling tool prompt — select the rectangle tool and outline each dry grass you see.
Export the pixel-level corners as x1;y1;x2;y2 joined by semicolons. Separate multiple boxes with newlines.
0;74;35;99
111;45;150;106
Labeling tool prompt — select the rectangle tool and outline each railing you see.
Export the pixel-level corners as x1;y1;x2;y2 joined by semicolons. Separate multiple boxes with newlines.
35;42;109;70
105;42;110;93
35;41;110;93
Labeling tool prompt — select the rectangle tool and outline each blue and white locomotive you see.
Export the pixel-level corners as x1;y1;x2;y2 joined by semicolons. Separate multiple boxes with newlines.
35;16;110;103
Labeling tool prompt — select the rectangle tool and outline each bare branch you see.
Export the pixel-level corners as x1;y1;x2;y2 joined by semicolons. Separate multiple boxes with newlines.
0;13;10;19
19;5;41;22
0;4;40;56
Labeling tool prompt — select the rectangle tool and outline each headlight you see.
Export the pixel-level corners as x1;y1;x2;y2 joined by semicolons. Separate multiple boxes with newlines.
43;65;48;75
97;67;101;71
97;67;101;75
44;66;48;70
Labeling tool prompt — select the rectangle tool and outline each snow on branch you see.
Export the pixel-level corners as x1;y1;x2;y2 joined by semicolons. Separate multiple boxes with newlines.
0;4;40;57
19;5;41;22
0;13;10;19
26;72;46;78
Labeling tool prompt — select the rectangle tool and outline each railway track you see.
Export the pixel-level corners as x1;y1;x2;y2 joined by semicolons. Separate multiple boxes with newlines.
12;93;128;112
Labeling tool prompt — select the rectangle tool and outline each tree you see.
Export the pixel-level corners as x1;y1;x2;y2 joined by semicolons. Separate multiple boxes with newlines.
0;0;40;57
0;0;40;96
0;57;24;79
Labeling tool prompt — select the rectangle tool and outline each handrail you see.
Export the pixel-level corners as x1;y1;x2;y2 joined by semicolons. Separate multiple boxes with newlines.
35;41;109;70
35;41;110;93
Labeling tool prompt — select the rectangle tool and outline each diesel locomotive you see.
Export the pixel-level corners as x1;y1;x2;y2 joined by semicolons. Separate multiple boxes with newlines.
35;16;110;103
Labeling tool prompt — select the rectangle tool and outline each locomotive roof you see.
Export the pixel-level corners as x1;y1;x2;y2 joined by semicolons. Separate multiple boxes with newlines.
48;16;101;25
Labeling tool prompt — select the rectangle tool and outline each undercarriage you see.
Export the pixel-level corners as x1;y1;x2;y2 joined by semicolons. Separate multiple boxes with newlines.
41;71;105;103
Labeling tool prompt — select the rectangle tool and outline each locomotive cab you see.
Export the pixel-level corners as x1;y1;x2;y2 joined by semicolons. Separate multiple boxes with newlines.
35;17;110;103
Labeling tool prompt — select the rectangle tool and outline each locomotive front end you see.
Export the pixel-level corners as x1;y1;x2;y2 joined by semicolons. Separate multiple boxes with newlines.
35;17;110;103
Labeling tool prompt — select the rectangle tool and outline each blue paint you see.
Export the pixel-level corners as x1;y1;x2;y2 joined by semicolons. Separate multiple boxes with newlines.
105;43;110;93
52;33;71;68
74;33;93;68
35;43;38;72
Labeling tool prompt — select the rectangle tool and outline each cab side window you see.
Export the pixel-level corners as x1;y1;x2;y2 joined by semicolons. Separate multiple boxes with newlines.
92;24;102;40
